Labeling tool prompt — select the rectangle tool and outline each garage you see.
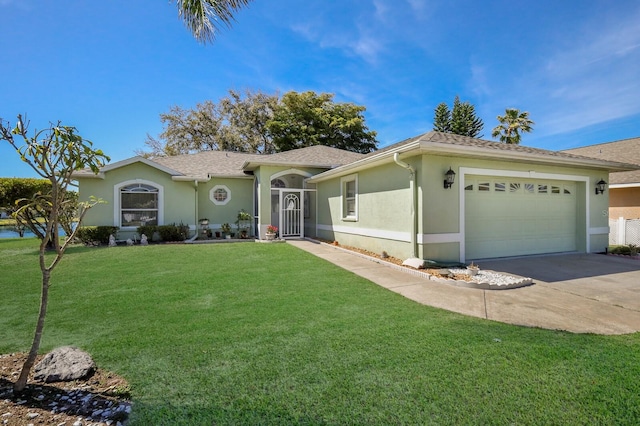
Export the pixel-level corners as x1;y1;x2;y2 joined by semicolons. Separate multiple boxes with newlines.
464;175;579;260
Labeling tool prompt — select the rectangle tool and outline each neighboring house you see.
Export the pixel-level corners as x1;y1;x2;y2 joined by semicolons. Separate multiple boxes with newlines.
73;132;635;263
564;137;640;220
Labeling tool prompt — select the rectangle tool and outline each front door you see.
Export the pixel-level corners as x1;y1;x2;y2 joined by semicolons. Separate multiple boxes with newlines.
280;190;303;238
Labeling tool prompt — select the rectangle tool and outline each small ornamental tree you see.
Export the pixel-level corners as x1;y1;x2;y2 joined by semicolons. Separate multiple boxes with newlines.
0;114;110;393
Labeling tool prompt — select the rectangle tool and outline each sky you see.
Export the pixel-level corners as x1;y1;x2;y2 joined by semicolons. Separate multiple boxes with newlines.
2;0;640;178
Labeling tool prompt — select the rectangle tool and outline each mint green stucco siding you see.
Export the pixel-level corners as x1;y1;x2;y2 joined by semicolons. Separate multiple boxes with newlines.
316;153;611;263
77;162;256;239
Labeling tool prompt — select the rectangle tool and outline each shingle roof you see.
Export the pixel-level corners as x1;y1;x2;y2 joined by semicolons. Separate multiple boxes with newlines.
242;145;365;170
382;131;626;163
563;137;640;185
148;145;366;179
308;131;637;183
152;151;260;179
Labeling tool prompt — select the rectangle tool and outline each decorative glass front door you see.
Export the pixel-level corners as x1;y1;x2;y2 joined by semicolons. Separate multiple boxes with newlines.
280;191;302;237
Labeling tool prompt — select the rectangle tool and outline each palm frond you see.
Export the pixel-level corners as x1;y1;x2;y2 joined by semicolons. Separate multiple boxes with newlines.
176;0;252;43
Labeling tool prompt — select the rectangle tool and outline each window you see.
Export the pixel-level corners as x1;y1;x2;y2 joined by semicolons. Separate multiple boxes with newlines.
341;174;358;220
465;184;474;191
524;183;534;193
209;185;231;205
271;178;286;188
551;185;561;194
538;184;548;194
510;183;521;193
479;182;490;191
120;183;159;227
494;183;506;192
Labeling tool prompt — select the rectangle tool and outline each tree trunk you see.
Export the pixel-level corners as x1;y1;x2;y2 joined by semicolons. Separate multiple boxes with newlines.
13;269;50;394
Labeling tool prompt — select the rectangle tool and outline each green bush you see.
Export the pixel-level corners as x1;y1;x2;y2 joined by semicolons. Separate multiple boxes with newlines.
76;226;118;245
157;223;189;242
137;225;158;240
610;245;634;255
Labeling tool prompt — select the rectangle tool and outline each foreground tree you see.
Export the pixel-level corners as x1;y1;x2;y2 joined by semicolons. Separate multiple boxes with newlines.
491;108;535;144
176;0;253;43
0;115;109;393
432;95;484;138
267;91;378;153
0;178;51;236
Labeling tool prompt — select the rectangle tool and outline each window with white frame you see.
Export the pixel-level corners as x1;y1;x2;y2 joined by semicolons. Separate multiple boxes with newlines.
209;185;231;205
341;174;358;220
120;183;159;227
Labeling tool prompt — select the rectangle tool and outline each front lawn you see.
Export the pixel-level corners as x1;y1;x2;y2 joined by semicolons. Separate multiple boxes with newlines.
1;238;639;424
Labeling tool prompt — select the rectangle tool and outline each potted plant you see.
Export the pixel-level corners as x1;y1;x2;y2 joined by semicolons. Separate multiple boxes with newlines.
236;210;252;239
221;223;232;239
266;224;278;241
467;261;480;276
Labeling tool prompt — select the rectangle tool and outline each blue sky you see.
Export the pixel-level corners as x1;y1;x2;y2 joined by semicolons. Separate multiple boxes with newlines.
2;0;640;177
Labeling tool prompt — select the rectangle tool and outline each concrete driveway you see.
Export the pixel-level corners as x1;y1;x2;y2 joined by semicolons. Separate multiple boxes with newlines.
288;240;640;335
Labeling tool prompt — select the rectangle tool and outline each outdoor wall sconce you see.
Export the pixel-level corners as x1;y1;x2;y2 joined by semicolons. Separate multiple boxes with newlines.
595;179;607;195
444;168;456;189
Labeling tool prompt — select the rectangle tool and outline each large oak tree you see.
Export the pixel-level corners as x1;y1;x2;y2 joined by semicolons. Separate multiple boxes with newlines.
139;90;379;157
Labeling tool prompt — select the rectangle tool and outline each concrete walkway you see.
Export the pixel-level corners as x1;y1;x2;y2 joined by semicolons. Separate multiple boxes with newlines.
287;239;640;335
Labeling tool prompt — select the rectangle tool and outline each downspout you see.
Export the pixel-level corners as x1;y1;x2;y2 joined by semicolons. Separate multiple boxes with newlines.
194;180;199;240
393;153;418;258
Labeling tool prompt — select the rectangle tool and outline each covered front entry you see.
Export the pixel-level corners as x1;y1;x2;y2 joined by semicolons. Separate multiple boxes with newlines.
464;175;579;259
269;171;315;239
270;189;315;238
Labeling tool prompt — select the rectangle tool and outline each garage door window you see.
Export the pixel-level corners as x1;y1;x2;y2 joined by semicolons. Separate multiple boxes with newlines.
466;179;576;197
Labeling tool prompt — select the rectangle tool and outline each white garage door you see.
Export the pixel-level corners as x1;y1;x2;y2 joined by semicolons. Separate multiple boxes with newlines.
465;176;578;260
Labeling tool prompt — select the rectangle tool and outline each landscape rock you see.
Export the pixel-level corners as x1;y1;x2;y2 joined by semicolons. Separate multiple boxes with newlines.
33;347;96;383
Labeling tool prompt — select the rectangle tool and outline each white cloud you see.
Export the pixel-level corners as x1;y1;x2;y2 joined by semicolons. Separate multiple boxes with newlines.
289;9;386;64
504;8;640;137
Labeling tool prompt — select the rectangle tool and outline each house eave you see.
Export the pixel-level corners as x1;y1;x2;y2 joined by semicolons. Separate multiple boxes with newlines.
307;140;637;184
609;183;640;189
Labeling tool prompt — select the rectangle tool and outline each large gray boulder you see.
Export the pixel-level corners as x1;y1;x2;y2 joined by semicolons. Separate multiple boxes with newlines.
33;346;96;383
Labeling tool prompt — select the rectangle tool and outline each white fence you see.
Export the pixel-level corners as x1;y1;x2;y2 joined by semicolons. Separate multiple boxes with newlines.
609;218;640;246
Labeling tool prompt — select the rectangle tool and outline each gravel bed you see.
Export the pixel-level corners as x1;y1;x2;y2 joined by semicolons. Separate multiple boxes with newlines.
448;268;533;289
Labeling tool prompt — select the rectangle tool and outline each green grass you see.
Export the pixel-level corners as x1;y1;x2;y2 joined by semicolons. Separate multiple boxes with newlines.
2;238;640;425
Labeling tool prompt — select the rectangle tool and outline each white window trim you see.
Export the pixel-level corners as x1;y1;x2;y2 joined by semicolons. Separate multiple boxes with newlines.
114;179;164;229
341;174;358;221
209;185;231;205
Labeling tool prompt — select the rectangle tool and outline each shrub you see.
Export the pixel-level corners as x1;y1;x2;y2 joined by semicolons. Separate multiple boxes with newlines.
157;223;189;242
76;226;118;245
137;225;158;239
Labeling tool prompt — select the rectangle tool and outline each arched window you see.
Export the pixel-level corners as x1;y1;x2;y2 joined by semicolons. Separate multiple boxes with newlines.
120;183;159;227
271;178;286;188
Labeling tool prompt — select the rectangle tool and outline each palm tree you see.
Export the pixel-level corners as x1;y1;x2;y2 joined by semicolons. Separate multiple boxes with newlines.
492;108;534;144
176;0;253;43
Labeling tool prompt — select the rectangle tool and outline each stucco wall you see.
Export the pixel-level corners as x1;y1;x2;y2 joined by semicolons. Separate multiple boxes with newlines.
315;152;612;262
78;163;196;232
197;177;254;234
316;160;416;259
